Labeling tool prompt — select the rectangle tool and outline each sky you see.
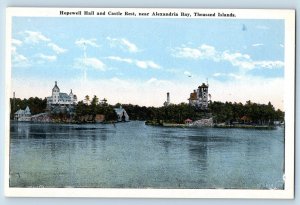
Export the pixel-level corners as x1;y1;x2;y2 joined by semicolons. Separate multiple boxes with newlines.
11;17;285;110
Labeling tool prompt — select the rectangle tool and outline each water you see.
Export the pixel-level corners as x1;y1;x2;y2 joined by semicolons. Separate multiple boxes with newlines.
9;121;284;189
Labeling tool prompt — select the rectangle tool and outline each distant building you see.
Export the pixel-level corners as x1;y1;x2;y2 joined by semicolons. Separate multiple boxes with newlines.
14;106;31;121
188;83;209;110
163;92;171;106
114;106;129;122
184;118;193;125
47;81;77;112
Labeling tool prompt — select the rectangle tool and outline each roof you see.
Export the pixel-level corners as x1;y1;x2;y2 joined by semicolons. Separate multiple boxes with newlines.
15;107;31;115
52;82;60;91
198;83;208;88
59;93;71;100
114;107;127;115
15;109;24;115
189;92;197;100
241;116;251;121
24;106;31;115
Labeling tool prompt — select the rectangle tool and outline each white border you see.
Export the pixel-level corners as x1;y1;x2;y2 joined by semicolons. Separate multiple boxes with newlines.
4;7;295;199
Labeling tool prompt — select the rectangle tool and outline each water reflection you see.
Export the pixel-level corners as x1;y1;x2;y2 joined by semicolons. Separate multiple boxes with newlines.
187;135;208;171
9;121;284;189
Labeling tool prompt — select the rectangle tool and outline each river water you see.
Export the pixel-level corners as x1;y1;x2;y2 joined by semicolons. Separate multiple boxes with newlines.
9;121;284;189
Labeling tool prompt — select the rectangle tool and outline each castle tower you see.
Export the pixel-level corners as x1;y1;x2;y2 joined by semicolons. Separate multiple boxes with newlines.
167;92;170;104
163;92;171;106
52;81;60;104
197;83;208;109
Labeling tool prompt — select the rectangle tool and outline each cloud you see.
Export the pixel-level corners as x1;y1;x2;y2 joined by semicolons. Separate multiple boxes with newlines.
135;60;148;69
145;78;172;87
74;57;105;71
172;44;284;70
280;44;284;48
11;38;23;55
199;44;218;59
47;43;67;54
36;53;57;62
12;38;23;46
252;43;264;47
213;73;222;77
172;44;217;60
107;55;161;69
11;38;30;67
221;51;254;69
253;60;284;69
184;71;192;77
12;53;30;67
172;47;202;59
222;51;284;70
213;72;242;80
106;56;133;63
75;38;99;48
120;38;139;53
14;32;66;66
135;60;160;69
24;30;50;44
107;37;139;53
133;60;161;69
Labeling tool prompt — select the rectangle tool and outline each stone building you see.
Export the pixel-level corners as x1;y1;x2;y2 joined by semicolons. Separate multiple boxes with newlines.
188;83;209;110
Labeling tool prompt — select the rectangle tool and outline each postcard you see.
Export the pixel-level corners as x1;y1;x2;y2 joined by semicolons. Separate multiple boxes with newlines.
5;8;295;198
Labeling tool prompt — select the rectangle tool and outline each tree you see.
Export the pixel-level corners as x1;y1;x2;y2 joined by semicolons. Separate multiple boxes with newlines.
91;95;99;106
84;95;90;105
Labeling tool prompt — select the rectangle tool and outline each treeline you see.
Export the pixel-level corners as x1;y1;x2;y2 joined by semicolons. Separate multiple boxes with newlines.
75;95;117;121
121;103;205;123
209;100;284;124
10;95;284;124
10;97;47;119
121;101;283;124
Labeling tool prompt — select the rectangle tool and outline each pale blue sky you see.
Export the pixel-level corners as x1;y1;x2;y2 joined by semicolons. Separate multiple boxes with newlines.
11;17;285;109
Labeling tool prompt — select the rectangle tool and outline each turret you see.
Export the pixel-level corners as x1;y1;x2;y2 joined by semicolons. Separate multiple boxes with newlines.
52;81;60;104
69;89;74;103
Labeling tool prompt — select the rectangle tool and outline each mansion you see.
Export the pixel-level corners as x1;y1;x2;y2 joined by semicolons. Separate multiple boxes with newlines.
47;81;77;111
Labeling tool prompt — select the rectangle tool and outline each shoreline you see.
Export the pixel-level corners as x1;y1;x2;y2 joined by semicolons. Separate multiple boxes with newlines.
145;120;278;130
12;120;281;130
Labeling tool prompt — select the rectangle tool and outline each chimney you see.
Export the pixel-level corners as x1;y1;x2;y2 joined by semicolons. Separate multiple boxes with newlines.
167;92;170;104
55;81;57;86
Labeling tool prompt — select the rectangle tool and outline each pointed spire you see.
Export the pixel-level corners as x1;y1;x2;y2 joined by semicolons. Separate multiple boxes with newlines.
52;81;60;92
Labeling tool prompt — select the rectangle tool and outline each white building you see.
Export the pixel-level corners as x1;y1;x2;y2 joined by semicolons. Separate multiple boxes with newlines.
114;106;129;122
14;106;31;121
47;81;77;107
188;83;209;110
